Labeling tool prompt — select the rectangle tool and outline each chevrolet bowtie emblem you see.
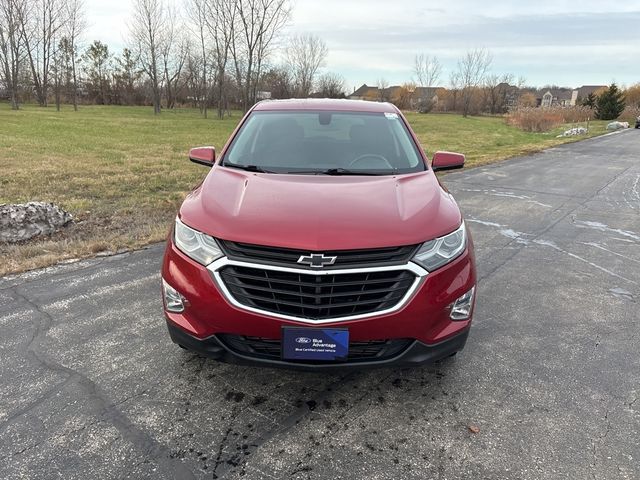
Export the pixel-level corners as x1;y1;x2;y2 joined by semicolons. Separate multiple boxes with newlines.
297;253;337;268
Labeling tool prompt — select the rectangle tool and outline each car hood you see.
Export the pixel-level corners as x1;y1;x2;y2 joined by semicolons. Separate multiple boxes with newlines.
179;167;462;251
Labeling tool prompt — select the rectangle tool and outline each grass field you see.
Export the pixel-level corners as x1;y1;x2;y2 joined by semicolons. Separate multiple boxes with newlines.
0;104;609;275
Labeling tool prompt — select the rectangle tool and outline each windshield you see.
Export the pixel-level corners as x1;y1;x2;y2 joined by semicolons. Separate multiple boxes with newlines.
222;110;426;175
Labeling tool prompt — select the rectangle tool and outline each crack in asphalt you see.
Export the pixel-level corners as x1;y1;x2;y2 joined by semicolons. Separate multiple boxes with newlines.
6;285;196;480
589;408;613;480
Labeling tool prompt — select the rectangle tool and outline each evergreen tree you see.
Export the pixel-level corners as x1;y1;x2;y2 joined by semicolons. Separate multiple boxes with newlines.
595;84;625;120
113;49;141;105
580;92;597;108
82;41;112;105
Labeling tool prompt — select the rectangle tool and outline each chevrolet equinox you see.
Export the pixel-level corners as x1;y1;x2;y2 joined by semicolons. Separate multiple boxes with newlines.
161;99;476;369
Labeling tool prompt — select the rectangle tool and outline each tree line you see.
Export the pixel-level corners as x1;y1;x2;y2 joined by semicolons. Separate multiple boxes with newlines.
382;49;637;119
0;0;346;115
0;0;85;110
368;49;526;117
3;3;638;119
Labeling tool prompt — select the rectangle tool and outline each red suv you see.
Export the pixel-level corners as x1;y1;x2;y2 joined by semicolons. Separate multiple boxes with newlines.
161;99;476;369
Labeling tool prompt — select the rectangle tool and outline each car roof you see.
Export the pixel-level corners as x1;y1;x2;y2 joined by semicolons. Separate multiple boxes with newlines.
252;98;399;113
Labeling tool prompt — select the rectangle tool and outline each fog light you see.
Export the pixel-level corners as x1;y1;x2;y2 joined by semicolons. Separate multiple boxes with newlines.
162;279;185;313
450;286;475;320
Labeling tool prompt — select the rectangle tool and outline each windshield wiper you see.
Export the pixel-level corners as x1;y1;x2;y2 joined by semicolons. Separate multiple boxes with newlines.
324;168;385;176
224;163;275;173
287;168;389;176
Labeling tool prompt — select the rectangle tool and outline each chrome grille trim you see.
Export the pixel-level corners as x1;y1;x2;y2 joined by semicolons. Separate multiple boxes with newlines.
207;257;428;325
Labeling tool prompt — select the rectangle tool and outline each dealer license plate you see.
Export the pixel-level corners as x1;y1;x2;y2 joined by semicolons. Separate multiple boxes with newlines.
281;327;349;361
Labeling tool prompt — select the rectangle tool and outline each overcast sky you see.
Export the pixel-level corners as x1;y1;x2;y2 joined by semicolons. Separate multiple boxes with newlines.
84;0;640;92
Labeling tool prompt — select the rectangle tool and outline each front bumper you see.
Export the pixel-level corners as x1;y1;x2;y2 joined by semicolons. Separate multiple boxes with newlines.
167;320;470;370
162;233;477;369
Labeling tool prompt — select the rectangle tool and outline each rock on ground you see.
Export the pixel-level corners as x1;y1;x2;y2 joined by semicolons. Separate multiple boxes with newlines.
606;121;629;130
0;202;73;243
558;127;588;137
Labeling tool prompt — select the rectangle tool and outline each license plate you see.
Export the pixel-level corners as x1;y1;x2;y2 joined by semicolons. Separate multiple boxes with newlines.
281;327;349;361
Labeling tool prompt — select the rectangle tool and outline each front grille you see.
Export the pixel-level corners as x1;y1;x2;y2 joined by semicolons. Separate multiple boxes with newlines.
219;265;416;320
218;334;413;363
218;240;418;269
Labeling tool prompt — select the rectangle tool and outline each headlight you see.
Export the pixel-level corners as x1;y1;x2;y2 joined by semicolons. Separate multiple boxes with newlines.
174;218;223;266
412;222;467;272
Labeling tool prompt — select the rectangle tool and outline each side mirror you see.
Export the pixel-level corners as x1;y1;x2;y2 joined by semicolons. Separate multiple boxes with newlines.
431;151;465;172
189;146;215;167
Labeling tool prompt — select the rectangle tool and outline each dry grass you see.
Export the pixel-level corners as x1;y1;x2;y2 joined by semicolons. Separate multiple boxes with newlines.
0;104;610;276
618;105;640;124
0;105;240;276
506;106;595;132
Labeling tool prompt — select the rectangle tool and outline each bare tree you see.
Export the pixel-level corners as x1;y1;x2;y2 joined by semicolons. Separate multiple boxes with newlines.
393;82;415;110
164;39;188;109
17;0;66;106
259;65;293;99
0;0;27;109
182;50;202;107
286;33;327;97
52;35;72;110
317;71;345;98
160;3;187;109
457;48;492;117
129;0;165;114
186;0;211;117
484;73;500;114
231;0;290;111
414;53;441;88
484;72;513;114
63;0;84;110
204;0;236;118
448;71;460;111
52;44;61;109
377;77;389;102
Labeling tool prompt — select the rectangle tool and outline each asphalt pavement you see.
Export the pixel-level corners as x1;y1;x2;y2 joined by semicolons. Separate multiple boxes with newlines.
1;130;639;479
